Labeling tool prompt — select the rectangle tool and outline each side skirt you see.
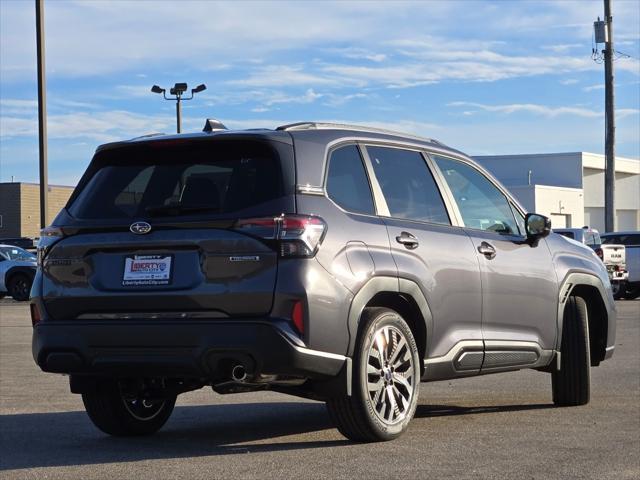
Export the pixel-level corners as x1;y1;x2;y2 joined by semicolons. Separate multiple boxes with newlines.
422;340;555;382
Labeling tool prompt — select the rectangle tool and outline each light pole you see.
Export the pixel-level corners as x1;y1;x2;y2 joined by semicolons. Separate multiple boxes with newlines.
151;83;207;134
35;0;48;229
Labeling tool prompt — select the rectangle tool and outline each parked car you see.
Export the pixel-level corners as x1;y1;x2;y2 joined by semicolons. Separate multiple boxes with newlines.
31;121;616;441
0;244;37;301
554;227;628;299
601;231;640;299
0;237;36;250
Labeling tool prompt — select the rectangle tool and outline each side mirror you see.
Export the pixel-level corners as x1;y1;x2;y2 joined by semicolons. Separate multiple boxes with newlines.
525;213;551;240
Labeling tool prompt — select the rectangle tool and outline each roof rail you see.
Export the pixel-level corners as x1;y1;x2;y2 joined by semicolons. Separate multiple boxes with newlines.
276;122;443;146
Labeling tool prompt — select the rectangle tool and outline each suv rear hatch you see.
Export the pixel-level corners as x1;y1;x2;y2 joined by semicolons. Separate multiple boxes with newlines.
40;134;295;320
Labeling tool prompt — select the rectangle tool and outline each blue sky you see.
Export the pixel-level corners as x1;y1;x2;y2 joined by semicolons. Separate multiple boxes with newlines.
1;0;639;186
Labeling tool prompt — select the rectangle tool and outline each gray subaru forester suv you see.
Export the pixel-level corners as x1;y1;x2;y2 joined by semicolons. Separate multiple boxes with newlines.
31;121;616;441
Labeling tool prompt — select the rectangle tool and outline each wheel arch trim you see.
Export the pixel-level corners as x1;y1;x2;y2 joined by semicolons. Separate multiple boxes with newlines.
557;272;614;359
5;266;36;286
346;276;433;359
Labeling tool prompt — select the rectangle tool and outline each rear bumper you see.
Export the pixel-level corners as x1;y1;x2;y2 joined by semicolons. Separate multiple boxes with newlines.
32;319;347;379
609;270;629;282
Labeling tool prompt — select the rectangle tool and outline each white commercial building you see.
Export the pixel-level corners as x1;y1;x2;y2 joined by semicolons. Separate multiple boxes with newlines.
474;152;640;232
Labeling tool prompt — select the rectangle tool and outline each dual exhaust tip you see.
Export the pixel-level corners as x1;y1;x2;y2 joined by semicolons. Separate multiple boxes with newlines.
231;364;248;383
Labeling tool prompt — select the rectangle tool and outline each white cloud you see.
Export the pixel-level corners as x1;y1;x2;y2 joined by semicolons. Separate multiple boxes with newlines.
322;93;369;107
328;47;388;63
560;79;579;85
1;110;173;142
448;101;640;121
542;44;582;53
583;84;605;92
262;88;323;106
448;101;600;118
231;65;340;88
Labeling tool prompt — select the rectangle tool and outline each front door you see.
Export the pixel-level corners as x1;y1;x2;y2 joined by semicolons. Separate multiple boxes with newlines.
431;154;558;359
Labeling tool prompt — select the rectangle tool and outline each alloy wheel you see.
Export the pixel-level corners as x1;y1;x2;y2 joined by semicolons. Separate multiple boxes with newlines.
366;325;416;425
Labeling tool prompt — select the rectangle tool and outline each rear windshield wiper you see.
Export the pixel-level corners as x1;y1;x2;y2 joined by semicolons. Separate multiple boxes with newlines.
145;204;220;217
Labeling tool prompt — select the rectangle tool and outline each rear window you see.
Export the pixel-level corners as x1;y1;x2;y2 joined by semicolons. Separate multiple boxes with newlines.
556;231;575;239
602;234;640;246
69;140;291;220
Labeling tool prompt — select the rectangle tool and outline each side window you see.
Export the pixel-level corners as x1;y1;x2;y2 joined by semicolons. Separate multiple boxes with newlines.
366;146;450;224
585;232;598;246
326;145;375;215
434;155;518;234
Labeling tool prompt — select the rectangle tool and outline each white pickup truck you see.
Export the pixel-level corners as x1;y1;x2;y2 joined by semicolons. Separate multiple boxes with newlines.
601;231;640;300
553;227;629;299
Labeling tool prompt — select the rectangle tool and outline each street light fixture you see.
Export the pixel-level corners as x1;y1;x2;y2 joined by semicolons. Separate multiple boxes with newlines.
151;82;207;133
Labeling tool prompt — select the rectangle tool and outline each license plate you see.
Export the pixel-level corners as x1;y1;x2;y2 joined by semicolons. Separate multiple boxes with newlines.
122;255;172;286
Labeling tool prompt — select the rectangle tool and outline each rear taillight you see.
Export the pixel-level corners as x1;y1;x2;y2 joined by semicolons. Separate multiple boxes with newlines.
595;248;604;261
234;214;326;258
30;303;42;326
37;226;65;266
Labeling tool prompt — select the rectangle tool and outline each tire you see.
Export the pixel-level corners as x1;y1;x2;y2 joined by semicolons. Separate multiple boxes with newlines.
623;286;640;300
82;380;176;436
611;281;624;300
552;296;590;406
8;273;32;301
326;307;420;442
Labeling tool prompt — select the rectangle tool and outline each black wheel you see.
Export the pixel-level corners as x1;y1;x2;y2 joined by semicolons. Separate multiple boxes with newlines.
326;307;420;442
611;281;624;300
82;380;176;436
623;286;640;300
8;273;31;301
552;296;590;406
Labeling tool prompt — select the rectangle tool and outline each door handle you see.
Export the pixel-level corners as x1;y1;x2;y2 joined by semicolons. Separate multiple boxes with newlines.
477;241;496;259
396;231;419;250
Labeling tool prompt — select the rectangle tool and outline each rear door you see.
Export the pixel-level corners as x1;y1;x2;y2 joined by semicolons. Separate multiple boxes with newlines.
431;154;558;356
363;145;483;365
42;137;295;320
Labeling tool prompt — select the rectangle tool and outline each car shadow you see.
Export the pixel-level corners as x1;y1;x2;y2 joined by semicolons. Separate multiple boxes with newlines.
0;402;346;471
415;402;554;418
0;401;556;471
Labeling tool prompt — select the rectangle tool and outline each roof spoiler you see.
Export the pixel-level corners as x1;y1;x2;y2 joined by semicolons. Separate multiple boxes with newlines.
203;119;228;133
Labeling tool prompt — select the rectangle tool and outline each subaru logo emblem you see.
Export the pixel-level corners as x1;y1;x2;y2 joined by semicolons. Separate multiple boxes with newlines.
130;221;152;235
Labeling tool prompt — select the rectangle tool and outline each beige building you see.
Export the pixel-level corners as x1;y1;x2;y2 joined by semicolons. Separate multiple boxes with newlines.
0;182;74;239
475;152;640;232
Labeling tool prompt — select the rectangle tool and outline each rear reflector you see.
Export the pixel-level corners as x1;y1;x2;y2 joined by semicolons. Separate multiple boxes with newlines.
30;303;42;326
234;214;326;258
595;248;603;260
292;301;304;335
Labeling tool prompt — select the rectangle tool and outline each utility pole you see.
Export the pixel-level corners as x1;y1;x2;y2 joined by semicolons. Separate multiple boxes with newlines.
35;0;49;230
604;0;615;233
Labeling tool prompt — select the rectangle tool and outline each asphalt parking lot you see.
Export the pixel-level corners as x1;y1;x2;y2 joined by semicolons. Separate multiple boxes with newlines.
0;299;638;480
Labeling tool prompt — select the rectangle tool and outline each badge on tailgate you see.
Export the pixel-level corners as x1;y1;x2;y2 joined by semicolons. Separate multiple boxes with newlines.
122;255;173;286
